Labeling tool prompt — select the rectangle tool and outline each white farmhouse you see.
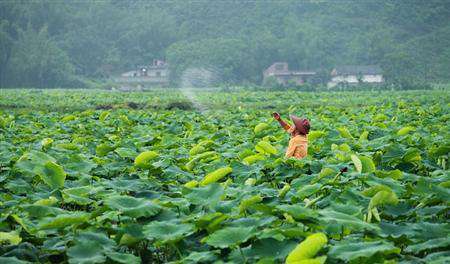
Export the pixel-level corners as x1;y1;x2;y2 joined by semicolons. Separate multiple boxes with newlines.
327;65;383;88
114;59;170;88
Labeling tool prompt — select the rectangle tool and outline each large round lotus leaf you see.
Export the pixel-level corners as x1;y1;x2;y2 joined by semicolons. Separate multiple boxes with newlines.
107;252;141;264
21;204;65;218
403;148;421;163
67;241;105;264
119;224;145;246
96;143;114;157
33;196;58;206
337;127;353;139
143;221;194;244
244;238;297;260
62;186;93;205
61;154;96;174
182;251;219;263
39;161;66;189
134;151;159;169
61;115;76;122
319;209;380;232
15;150;54;174
105;195;161;218
397;126;415;136
405;237;450;253
0;231;22;245
328;240;400;262
204;226;255;248
75;232;116;250
38;212;90;230
0;257;30;264
185;183;224;206
114;147;138;159
254;122;269;134
374;169;403;180
308;130;327;141
359;156;375;173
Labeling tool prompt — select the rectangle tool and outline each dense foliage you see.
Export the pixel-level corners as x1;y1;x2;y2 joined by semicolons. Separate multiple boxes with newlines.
1;1;450;87
0;89;449;263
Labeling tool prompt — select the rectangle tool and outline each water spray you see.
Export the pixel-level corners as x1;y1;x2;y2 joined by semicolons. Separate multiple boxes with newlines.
178;66;223;113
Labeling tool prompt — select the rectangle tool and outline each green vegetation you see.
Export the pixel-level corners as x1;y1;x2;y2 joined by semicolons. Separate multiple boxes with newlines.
0;89;449;263
1;1;450;87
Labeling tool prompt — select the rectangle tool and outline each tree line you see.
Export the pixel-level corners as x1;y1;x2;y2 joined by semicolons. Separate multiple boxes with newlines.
1;0;449;88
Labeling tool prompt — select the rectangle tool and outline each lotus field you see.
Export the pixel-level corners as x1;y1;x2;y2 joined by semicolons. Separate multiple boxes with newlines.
0;89;449;264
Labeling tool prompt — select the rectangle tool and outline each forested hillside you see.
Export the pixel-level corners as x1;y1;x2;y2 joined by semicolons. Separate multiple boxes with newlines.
1;0;449;88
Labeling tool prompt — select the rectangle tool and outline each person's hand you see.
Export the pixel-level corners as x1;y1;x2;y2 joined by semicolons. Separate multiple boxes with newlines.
272;112;281;120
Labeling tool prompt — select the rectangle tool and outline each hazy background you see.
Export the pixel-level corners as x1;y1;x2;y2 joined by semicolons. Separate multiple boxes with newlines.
1;0;449;88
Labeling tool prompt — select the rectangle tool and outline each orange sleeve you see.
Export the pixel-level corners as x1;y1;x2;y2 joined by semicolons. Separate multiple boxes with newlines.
283;123;293;132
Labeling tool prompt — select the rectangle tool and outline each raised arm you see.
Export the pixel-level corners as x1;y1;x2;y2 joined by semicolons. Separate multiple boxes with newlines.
272;112;291;130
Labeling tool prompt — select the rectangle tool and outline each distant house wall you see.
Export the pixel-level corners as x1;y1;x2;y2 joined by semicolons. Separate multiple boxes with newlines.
263;62;289;78
331;74;383;83
263;62;315;86
328;74;384;88
275;75;304;85
115;60;170;87
362;75;383;83
328;65;384;88
145;68;169;78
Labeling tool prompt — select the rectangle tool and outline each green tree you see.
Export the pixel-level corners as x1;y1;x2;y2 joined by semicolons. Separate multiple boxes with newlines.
0;20;14;87
10;25;74;87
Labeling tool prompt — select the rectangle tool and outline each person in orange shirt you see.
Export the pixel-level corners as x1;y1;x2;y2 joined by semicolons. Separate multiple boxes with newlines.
272;112;310;159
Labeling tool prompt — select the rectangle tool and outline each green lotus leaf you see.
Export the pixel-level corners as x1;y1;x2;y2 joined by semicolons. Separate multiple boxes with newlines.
0;257;30;264
359;156;376;173
143;221;195;244
15;150;55;175
114;147;138;159
33;196;58;206
403;148;421;163
105;195;161;218
374;169;403;180
62;186;94;205
397;126;415;136
0;231;22;245
319;209;379;232
38;161;66;189
429;144;450;157
185;183;224;206
308;130;327;141
423;251;450;264
38;212;90;230
296;184;321;199
361;185;393;197
107;252;141;264
246;238;297;260
96;143;115;157
67;240;105;264
22;204;65;218
61;154;96;174
182;251;219;263
134;151;159;169
276;204;318;220
75;231;116;250
328;240;400;261
337;127;353;139
351;155;362;173
379;222;418;238
61;115;76;122
405;237;450;253
204;226;255;248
